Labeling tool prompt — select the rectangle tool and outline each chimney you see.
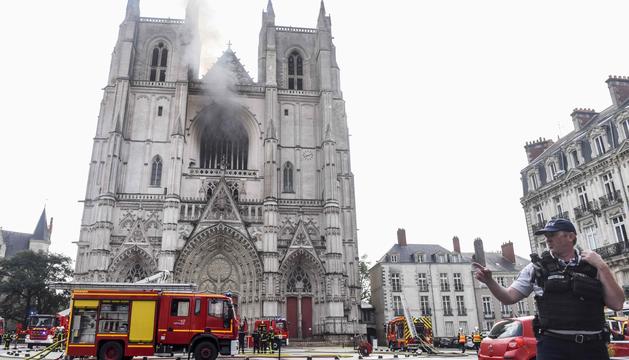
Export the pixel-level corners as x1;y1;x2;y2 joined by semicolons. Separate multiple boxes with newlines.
606;76;629;106
501;241;516;264
397;228;407;246
570;108;597;131
473;237;486;267
524;137;554;163
452;236;461;253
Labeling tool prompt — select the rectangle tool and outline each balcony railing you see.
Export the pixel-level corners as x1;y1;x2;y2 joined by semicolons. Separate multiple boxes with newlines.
551;211;570;221
419;285;429;292
595;241;629;259
574;200;601;219
443;310;453;316
532;221;546;233
483;312;495;319
421;308;432;316
457;310;467;316
454;284;464;292
599;190;623;209
393;309;404;316
440;285;450;292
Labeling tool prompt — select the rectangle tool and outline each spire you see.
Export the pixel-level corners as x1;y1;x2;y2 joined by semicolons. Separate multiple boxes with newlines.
266;0;275;18
324;123;333;142
317;0;328;29
172;116;184;136
125;0;140;20
266;121;277;140
32;208;50;242
114;114;122;134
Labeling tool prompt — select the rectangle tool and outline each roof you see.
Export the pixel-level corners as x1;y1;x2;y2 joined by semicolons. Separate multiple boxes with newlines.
201;47;254;87
32;208;49;241
377;243;461;263
1;230;32;257
461;251;530;272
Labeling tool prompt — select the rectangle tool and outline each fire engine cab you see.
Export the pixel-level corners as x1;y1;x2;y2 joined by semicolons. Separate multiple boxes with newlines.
25;313;68;349
65;289;238;360
0;317;4;336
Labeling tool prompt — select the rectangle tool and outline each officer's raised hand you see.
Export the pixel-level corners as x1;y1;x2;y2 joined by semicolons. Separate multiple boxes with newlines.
472;262;492;284
580;250;605;269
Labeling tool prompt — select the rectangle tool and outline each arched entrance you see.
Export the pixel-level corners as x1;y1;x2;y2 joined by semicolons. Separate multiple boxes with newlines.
173;223;263;319
279;249;325;339
108;246;157;282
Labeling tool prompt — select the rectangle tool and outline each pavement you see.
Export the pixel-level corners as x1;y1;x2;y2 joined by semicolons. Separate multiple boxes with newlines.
0;345;477;360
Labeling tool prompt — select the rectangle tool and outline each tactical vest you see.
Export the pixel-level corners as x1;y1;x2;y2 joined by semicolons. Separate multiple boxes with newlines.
530;251;605;331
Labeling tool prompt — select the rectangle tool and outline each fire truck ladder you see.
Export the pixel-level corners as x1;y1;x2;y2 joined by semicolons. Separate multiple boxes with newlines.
400;295;439;355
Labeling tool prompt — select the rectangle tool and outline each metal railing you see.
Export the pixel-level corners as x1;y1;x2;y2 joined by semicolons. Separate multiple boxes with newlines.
599;190;623;209
574;200;601;219
596;241;629;259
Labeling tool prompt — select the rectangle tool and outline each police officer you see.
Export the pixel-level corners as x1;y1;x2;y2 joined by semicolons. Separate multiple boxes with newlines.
473;218;625;360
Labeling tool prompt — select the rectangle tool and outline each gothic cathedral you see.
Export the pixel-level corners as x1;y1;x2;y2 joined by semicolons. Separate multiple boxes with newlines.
74;0;361;338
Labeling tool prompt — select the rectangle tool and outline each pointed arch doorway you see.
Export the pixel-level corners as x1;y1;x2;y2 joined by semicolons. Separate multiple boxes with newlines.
286;266;313;339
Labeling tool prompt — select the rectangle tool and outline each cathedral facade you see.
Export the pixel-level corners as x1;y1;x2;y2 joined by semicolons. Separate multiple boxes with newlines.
73;0;361;338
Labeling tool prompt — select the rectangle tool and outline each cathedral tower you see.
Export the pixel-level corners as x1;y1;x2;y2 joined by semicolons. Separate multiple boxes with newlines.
75;0;361;339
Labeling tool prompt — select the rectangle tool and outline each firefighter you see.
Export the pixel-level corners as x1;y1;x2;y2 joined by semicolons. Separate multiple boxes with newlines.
238;321;246;354
3;331;11;350
260;327;268;353
252;328;260;354
472;327;482;352
457;328;466;353
54;327;64;351
267;327;275;354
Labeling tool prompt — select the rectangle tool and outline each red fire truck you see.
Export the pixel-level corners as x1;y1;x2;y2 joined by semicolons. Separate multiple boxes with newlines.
0;317;4;336
25;313;68;348
65;289;238;360
386;316;433;351
254;318;289;347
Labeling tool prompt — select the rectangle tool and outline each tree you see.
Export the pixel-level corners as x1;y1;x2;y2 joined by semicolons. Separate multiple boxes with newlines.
359;254;371;302
0;251;73;324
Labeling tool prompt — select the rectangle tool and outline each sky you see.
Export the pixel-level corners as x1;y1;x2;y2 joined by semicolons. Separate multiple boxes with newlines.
2;0;629;267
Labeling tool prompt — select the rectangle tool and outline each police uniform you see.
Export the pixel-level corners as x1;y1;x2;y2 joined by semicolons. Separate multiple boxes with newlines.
509;219;610;360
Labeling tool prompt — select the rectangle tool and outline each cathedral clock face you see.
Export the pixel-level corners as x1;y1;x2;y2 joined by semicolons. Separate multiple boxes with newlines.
303;150;313;160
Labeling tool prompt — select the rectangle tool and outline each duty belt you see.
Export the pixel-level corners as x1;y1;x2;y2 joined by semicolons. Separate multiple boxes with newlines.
542;331;606;343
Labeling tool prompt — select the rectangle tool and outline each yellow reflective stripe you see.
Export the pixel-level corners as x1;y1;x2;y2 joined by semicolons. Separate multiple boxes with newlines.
98;334;128;337
73;300;99;308
128;345;154;348
68;344;95;347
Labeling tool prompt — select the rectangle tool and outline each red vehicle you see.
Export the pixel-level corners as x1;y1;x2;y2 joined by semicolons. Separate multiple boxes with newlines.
65;289;238;360
386;316;433;351
254;318;289;346
479;316;536;360
25;313;68;349
0;317;4;336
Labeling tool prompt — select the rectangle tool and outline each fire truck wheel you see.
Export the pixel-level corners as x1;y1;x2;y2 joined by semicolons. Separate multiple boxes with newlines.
194;341;218;360
272;341;279;350
98;341;123;360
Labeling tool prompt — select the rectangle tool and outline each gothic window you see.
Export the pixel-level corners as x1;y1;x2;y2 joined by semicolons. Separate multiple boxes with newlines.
150;156;163;186
149;42;168;82
286;267;312;293
200;117;248;170
283;162;294;193
124;263;149;283
287;51;303;90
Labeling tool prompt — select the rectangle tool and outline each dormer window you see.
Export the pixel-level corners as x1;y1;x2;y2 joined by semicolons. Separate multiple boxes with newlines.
528;172;539;191
594;135;606;156
389;254;398;263
548;161;557;181
415;253;424;263
287;51;303;90
149;42;168;82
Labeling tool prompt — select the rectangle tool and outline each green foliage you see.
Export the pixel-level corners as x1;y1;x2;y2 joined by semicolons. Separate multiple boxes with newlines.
0;251;73;325
359;254;371;302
